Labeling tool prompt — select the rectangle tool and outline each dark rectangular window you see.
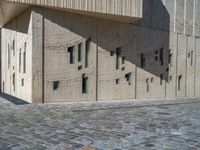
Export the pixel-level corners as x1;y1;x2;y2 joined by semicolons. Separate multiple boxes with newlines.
116;79;119;84
23;42;26;74
53;81;60;90
178;75;182;91
8;44;10;68
169;53;172;66
3;82;4;92
160;48;164;66
146;79;149;93
116;47;121;69
21;79;24;86
13;73;15;92
68;46;74;64
191;50;193;66
141;53;145;68
85;37;91;68
122;56;125;65
160;74;163;85
78;43;82;62
13;39;15;56
125;73;131;85
19;49;21;73
82;74;88;94
23;51;26;73
155;51;158;61
78;65;82;70
110;51;115;56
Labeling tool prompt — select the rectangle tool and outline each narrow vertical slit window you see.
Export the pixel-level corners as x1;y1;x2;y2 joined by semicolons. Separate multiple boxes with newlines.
21;79;24;86
116;47;121;69
19;49;21;73
85;37;91;68
141;53;145;68
146;79;149;93
155;51;158;61
23;42;26;74
160;48;164;66
3;82;5;92
8;44;10;68
160;74;163;85
122;56;125;65
68;46;74;64
191;50;193;66
82;74;88;94
169;53;172;66
13;73;15;92
178;75;182;91
78;43;82;62
13;39;15;56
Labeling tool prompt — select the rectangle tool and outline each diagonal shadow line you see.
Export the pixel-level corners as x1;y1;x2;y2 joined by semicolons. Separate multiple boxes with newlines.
0;92;29;105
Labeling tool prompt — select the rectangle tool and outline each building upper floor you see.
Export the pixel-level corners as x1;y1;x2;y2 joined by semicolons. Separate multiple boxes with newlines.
0;0;143;27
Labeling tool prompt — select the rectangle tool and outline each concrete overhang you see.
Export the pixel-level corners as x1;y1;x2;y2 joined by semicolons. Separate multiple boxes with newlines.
0;0;143;27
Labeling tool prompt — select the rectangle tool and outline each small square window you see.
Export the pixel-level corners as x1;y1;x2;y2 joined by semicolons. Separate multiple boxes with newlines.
110;51;115;56
53;81;60;90
78;65;82;70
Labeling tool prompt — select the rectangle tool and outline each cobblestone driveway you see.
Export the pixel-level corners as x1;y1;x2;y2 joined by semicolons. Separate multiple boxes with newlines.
0;97;200;150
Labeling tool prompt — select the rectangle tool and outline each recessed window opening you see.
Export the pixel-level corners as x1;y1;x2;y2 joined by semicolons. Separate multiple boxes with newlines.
122;56;125;65
13;73;15;92
3;82;5;92
155;51;158;61
110;51;115;56
19;49;21;73
78;43;82;62
160;74;163;85
116;47;121;69
8;44;10;68
85;37;91;68
160;48;164;66
53;81;60;90
116;79;120;84
178;75;182;91
146;79;149;93
78;65;82;70
170;76;172;81
21;79;24;86
191;50;193;66
13;39;15;56
82;74;88;94
125;73;131;85
23;42;26;74
169;53;172;66
68;46;74;64
141;53;145;68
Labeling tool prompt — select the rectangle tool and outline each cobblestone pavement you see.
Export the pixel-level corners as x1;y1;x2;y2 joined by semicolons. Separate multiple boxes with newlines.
1;97;200;150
